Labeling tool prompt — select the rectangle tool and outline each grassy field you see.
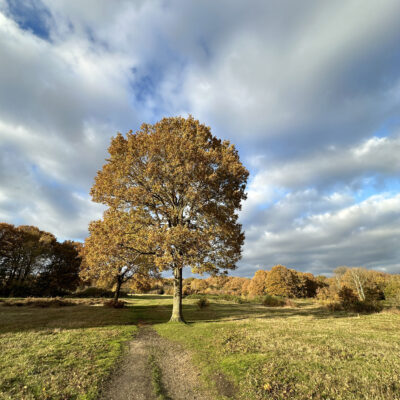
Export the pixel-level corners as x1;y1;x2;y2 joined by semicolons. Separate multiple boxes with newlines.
156;301;400;399
0;299;137;400
1;296;400;399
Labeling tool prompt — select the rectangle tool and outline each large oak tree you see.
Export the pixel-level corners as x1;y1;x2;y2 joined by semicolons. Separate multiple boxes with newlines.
91;116;248;321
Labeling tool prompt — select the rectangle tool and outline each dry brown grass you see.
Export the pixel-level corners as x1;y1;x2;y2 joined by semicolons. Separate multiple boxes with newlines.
0;297;110;307
1;297;76;307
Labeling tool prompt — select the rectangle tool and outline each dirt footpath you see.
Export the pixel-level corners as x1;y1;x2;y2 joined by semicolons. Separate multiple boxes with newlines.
100;326;213;400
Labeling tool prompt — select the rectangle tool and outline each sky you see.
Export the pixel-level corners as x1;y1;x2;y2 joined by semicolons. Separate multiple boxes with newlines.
1;0;400;277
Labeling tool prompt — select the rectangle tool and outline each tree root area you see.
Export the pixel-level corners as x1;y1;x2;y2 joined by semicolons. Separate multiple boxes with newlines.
100;326;213;400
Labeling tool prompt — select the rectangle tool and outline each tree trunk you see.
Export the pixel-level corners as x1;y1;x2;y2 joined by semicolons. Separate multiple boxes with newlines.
170;267;185;323
6;269;16;287
351;270;366;301
114;277;122;302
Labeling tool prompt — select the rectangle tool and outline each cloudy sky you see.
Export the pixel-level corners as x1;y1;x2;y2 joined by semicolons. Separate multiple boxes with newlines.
1;0;400;277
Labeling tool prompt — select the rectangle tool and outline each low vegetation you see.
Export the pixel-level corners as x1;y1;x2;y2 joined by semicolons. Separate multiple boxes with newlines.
148;353;169;400
2;295;399;399
196;297;210;309
103;299;126;308
261;294;285;307
0;300;137;400
155;297;400;400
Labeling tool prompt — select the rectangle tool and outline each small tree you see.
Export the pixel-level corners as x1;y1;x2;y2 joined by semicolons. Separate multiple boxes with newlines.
223;276;249;295
265;265;298;297
333;266;389;303
241;279;251;297
81;209;156;301
296;272;319;298
190;279;208;294
248;270;268;297
333;266;347;290
0;223;56;296
90;116;248;321
206;275;229;294
36;240;82;296
384;275;400;304
348;267;369;301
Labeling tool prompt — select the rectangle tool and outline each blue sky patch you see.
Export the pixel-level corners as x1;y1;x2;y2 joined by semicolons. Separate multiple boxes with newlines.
6;0;51;40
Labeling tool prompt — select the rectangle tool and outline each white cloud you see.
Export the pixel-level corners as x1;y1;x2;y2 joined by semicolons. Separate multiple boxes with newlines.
240;193;400;275
182;0;400;152
244;134;400;193
1;1;400;276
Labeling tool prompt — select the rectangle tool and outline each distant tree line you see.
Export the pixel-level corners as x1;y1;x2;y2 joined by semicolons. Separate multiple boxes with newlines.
133;265;324;298
2;221;399;307
132;264;400;307
0;223;82;297
316;266;400;310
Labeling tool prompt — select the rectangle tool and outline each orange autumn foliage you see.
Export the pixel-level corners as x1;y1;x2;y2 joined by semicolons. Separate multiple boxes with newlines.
248;270;268;296
89;116;248;321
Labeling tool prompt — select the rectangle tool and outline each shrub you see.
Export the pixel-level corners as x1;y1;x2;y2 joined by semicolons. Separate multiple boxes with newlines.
185;294;206;300
265;265;298;298
73;287;114;298
338;287;359;308
1;297;75;307
103;299;125;308
217;294;245;303
316;286;339;302
1;282;35;298
383;307;400;315
196;297;210;310
324;287;383;313
326;300;383;313
187;293;246;303
72;287;128;298
384;276;400;305
28;298;75;307
262;294;285;307
326;301;343;312
349;300;383;313
284;298;298;307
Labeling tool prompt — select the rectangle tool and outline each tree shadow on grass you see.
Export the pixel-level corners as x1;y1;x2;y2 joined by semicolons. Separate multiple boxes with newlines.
128;295;172;301
205;304;358;322
0;300;359;334
131;301;359;325
0;303;138;334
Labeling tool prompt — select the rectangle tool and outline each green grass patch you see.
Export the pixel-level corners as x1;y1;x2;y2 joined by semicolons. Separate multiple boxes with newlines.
148;353;171;400
2;295;400;399
154;299;400;400
0;300;137;400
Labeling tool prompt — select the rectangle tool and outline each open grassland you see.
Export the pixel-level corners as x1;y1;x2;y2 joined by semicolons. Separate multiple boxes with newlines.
131;296;400;399
0;299;137;400
156;301;400;400
1;296;400;400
